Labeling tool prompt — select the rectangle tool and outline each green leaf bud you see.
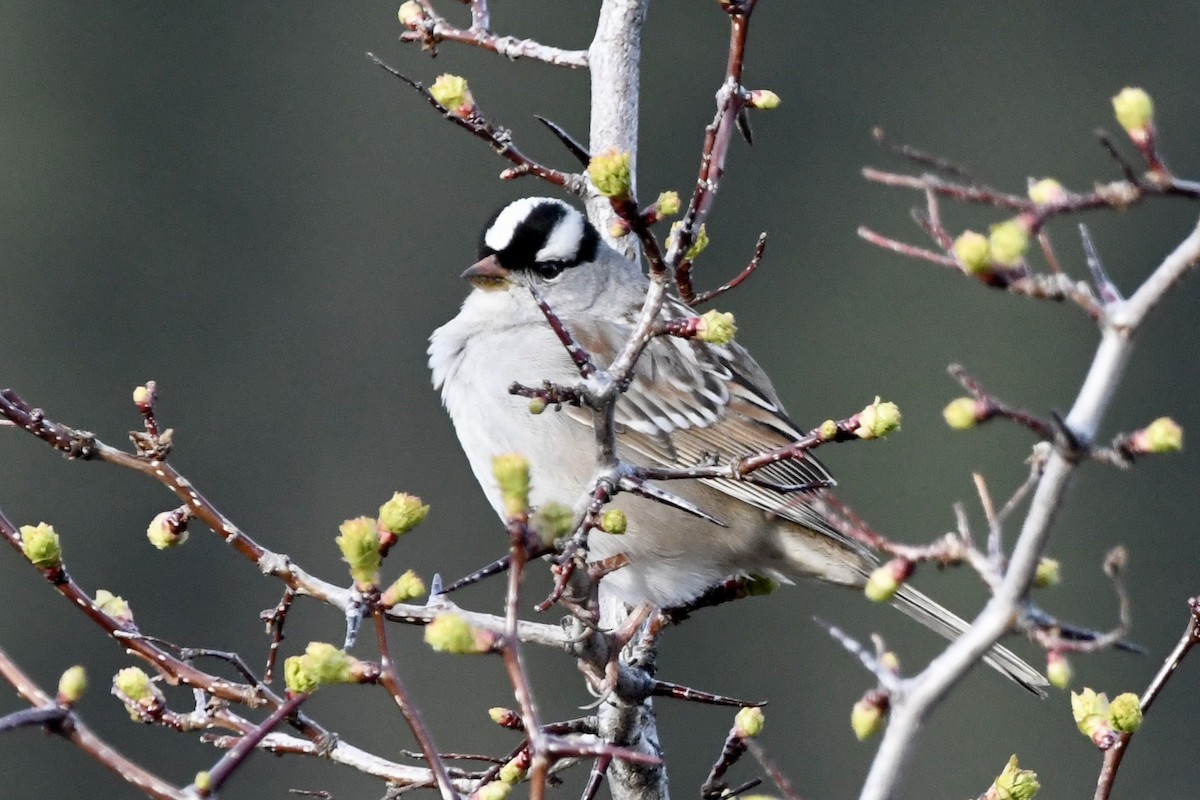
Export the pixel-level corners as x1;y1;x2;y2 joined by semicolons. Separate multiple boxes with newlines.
425;613;492;654
851;693;888;741
95;589;135;627
20;522;61;569
1133;416;1183;454
855;398;901;439
747;89;781;110
474;781;513;800
492;453;531;517
734;706;765;738
953;230;992;276
988;219;1030;268
530;501;575;545
381;569;426;607
378;492;430;536
284;655;319;695
336;516;382;589
57;665;88;705
1112;87;1153;137
1072;688;1114;745
1046;650;1072;689
587;148;633;199
942;397;980;430
1027;178;1066;205
1107;692;1143;734
864;558;911;602
430;74;475;117
987;754;1040;800
146;511;188;550
302;642;356;686
398;1;426;29
599;508;628;535
655;191;681;217
1034;557;1061;589
696;310;736;345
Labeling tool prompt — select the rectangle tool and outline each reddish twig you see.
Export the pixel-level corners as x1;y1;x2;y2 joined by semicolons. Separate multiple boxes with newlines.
372;606;458;800
674;0;759;303
367;54;584;195
1094;597;1200;800
198;692;309;797
692;232;767;306
0;646;186;800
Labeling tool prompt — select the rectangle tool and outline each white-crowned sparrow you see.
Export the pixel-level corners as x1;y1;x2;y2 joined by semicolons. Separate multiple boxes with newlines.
430;197;1047;694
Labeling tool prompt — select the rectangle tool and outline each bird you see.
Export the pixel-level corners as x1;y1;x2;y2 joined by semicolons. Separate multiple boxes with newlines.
429;196;1047;695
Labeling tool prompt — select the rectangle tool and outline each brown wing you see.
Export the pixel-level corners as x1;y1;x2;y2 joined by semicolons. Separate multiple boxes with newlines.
566;300;872;561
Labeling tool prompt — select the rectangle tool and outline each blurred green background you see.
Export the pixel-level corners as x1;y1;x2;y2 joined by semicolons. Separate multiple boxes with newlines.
2;2;1199;798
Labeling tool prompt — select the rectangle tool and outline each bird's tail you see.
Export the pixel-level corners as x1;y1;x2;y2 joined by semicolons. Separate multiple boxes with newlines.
891;583;1048;697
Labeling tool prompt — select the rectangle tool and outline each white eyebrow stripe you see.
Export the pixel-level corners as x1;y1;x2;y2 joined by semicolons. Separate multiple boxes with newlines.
535;207;584;263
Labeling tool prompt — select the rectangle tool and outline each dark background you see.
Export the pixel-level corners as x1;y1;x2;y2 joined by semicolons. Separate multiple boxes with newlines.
2;2;1199;798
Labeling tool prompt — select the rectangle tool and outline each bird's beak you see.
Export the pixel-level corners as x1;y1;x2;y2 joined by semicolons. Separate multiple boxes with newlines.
461;254;510;290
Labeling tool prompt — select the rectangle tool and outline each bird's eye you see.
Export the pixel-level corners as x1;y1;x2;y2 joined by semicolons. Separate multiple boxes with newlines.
533;261;567;281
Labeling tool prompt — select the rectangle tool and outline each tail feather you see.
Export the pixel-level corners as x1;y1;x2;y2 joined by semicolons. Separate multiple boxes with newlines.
892;584;1049;697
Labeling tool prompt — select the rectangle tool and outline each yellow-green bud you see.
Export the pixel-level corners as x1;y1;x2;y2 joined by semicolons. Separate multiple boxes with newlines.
378;492;430;536
953;230;991;276
1046;651;1072;689
685;223;710;261
302;642;356;686
95;589;134;626
818;419;839;440
530;501;575;545
734;706;765;738
284;655;319;695
132;384;153;407
492;453;531;517
878;651;901;673
851;694;888;741
336;516;382;588
987;755;1040;800
864;558;911;602
696;310;736;345
57;666;87;704
425;613;491;654
146;511;188;550
599;508;628;535
430;74;474;116
586;147;633;199
1071;688;1113;744
1107;692;1143;733
856;398;901;440
474;781;513;800
1027;178;1066;206
193;771;212;793
942;397;979;430
488;706;518;726
115;666;161;716
1135;416;1183;454
747;89;781;110
988;219;1030;269
1112;87;1154;137
381;570;426;606
528;397;547;415
1034;557;1061;589
498;758;527;785
655;191;681;217
397;1;425;28
20;522;61;569
744;574;778;596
